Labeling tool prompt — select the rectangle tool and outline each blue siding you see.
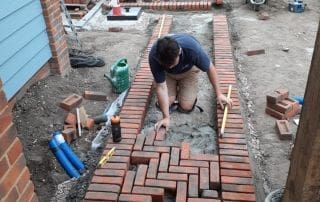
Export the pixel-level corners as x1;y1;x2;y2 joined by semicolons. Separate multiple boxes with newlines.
0;0;52;100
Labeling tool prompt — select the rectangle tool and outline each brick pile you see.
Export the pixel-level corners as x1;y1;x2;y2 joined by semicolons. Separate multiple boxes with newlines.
214;15;256;201
84;14;257;201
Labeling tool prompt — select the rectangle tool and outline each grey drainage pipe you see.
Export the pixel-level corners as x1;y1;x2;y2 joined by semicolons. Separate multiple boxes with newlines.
265;188;283;202
250;0;265;5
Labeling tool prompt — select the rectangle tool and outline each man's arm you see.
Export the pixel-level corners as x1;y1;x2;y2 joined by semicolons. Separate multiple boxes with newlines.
155;82;170;132
207;62;233;109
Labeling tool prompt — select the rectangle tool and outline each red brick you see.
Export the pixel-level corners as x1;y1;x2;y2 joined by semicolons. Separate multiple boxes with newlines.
122;106;146;112
144;133;155;145
105;143;133;150
134;164;148;186
265;107;286;119
218;138;247;145
85;191;118;201
219;149;249;156
200;168;210;191
83;91;107;101
276;120;292;140
266;89;289;104
120;110;144;116
220;155;250;163
169;165;198;174
201;190;219;198
188;174;199;197
180;160;209;168
190;153;218;161
210;162;220;190
170;147;180;166
267;100;292;113
4;187;19;202
158;153;169;172
0;124;17;157
122;171;136;193
143;146;170;153
157;173;188;181
222;184;255;193
94;169;125;177
147;158;159;178
60;94;82;111
221;176;253;185
121;122;141;130
30;192;38;202
0;155;25;198
176;181;187;202
132;186;164;202
108;156;130;166
62;128;76;144
131;151;159;164
91;176;123;186
133;134;146;150
87;183;121;193
180;142;190;159
222;192;256;201
121;118;142;124
65;113;76;126
16;168;30;193
7;138;22;164
282;98;299;118
121;134;137;139
155;127;166;141
17;181;34;202
220;162;251;171
145;179;176;192
107;138;135;145
108;27;123;32
119;194;152;202
0;157;9;179
103;149;131;156
84;118;95;130
102;162;128;170
219;143;247;150
221;169;252;178
119;113;143;119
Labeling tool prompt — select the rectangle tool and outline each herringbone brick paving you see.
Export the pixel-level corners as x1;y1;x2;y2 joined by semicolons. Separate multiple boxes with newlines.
84;14;256;202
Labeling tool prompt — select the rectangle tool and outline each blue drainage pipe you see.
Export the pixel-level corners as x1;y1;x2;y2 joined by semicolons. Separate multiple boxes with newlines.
48;139;80;178
52;131;85;173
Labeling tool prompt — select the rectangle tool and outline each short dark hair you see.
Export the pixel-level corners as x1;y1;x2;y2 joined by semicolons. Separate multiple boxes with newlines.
156;36;180;67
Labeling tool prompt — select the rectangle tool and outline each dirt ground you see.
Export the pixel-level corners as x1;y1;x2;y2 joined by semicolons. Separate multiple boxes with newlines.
11;1;320;202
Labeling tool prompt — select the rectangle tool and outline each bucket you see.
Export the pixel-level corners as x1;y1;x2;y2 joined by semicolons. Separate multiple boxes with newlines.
113;6;122;16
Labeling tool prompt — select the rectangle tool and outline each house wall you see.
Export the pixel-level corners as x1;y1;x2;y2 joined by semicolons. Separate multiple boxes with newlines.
0;0;70;201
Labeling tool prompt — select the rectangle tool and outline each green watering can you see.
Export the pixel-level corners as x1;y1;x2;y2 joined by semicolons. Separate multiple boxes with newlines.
105;58;130;93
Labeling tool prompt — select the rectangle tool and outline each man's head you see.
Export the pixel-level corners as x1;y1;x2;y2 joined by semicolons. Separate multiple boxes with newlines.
156;36;181;69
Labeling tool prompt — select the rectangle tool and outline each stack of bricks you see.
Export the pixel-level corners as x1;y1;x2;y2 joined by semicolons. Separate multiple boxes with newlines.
0;81;37;201
265;89;299;120
213;15;256;201
84;14;257;201
107;1;214;11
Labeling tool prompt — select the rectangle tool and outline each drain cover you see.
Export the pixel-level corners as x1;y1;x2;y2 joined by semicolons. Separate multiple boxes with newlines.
107;7;142;21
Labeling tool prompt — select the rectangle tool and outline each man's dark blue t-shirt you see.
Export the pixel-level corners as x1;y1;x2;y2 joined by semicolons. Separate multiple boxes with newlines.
149;33;211;83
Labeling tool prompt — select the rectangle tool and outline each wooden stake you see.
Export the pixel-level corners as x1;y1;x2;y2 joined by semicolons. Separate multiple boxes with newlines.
220;85;232;137
158;14;166;39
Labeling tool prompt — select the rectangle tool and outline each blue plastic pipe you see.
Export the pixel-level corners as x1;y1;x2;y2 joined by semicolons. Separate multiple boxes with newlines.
48;139;80;178
52;131;85;173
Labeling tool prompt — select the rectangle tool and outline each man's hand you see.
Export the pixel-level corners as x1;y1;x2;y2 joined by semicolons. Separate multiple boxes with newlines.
154;117;170;134
217;93;233;110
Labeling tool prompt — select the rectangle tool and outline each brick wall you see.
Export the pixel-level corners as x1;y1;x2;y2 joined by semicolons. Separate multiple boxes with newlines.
41;0;71;75
0;81;38;202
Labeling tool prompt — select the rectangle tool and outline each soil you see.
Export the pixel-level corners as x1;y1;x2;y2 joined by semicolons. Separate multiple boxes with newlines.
11;1;320;202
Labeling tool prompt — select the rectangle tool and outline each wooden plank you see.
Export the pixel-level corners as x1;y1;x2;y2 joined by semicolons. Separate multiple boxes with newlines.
0;14;46;66
0;0;42;42
0;0;34;20
284;20;320;202
3;45;51;99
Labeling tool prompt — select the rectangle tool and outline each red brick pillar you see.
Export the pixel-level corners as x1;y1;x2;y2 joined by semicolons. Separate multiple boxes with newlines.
0;81;37;202
41;0;71;75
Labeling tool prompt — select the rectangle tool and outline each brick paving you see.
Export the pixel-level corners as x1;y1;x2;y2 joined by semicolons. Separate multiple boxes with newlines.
84;15;256;201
